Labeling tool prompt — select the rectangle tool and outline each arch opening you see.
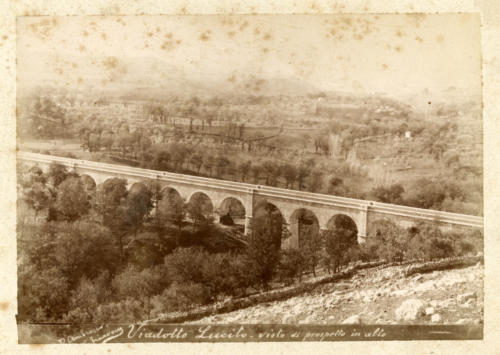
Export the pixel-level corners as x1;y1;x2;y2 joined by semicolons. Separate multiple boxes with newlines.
97;177;129;206
156;187;184;221
253;202;285;249
187;192;214;224
219;197;246;227
129;182;149;195
80;174;97;201
325;214;359;247
289;208;320;249
80;174;97;191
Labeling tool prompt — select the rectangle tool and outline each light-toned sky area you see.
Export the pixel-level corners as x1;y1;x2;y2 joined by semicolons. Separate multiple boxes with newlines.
17;14;481;99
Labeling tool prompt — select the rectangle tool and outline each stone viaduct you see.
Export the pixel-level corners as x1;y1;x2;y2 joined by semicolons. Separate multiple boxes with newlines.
18;151;484;247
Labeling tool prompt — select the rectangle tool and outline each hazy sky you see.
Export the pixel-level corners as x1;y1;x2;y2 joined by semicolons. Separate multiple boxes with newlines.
17;14;481;98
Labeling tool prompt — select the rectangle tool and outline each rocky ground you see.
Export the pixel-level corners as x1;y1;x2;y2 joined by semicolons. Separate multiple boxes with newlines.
192;262;484;325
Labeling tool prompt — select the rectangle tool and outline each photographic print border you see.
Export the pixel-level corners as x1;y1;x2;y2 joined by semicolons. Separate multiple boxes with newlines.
1;0;499;354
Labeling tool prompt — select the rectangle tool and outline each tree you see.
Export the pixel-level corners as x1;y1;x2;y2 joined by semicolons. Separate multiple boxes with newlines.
251;163;262;184
297;161;312;191
97;178;128;260
215;156;230;178
53;219;120;286
366;220;404;263
65;274;111;323
281;163;297;189
298;221;323;276
23;182;51;217
277;249;305;284
112;264;170;301
164;247;207;285
187;195;213;233
148;181;164;234
88;133;101;153
203;155;215;177
340;131;355;158
149;105;167;124
313;134;329;155
309;169;323;192
137;136;152;161
238;160;252;182
225;161;237;180
101;130;114;152
206;111;214;131
27;94;68;139
152;149;170;171
190;153;204;174
18;264;70;321
262;160;278;186
170;144;188;171
405;178;446;209
372;184;405;204
122;184;153;238
53;176;91;221
246;206;285;289
322;216;358;273
157;190;187;245
26;165;47;185
328;176;344;194
47;162;68;188
405;223;456;261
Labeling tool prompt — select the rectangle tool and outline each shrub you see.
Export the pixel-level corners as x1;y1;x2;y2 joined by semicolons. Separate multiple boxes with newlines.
94;297;150;323
200;252;254;298
403;178;446;210
165;247;253;299
367;220;406;262
150;282;210;316
405;223;456;261
461;228;483;254
428;237;455;260
298;223;323;276
164;247;207;285
371;184;405;204
245;207;285;288
53;176;91;221
112;264;170;300
64;273;112;323
52;219;120;285
125;232;168;268
356;242;379;262
322;216;359;272
277;249;305;284
18;264;70;322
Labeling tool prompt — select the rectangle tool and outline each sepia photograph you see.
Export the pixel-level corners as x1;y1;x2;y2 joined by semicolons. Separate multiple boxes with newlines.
14;13;484;343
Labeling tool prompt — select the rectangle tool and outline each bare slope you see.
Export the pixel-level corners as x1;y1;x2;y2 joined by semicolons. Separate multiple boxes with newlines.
192;263;483;325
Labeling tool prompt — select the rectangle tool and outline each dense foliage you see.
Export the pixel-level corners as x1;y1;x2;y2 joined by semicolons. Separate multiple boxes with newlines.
17;161;482;324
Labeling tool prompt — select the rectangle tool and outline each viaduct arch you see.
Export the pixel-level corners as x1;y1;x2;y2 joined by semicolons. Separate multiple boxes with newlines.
18;151;484;246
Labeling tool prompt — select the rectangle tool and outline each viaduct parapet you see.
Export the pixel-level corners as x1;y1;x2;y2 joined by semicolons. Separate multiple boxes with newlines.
18;151;483;246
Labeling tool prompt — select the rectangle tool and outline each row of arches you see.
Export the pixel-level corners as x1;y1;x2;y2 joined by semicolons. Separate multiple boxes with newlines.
256;202;359;249
80;174;360;247
82;175;249;229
